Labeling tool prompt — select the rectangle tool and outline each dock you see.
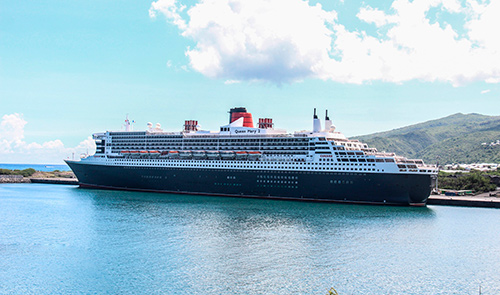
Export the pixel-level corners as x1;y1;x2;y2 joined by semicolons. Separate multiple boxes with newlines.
30;178;79;185
428;193;500;208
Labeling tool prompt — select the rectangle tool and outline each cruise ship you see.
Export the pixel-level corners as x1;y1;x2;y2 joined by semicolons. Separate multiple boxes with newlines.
65;107;438;206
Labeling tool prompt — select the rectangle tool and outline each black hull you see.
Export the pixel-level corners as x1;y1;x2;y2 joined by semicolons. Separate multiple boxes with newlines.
65;161;432;206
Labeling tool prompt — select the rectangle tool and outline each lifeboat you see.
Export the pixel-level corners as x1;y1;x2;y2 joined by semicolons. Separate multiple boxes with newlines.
129;151;140;157
220;151;235;160
235;151;248;160
179;150;192;159
159;151;169;158
139;150;149;157
149;150;160;158
168;150;179;159
193;150;206;159
206;151;220;159
248;151;262;160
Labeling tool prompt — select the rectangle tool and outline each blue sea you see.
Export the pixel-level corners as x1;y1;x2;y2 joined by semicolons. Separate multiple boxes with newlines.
1;184;500;294
0;163;70;172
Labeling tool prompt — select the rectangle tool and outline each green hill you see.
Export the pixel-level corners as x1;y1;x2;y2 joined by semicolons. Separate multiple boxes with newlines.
354;113;500;164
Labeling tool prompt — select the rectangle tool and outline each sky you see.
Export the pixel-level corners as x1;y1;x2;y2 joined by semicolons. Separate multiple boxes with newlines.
1;0;499;164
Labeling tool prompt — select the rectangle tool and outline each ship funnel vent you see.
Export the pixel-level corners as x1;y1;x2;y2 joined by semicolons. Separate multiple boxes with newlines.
258;118;273;129
184;120;199;132
229;107;254;128
313;108;321;132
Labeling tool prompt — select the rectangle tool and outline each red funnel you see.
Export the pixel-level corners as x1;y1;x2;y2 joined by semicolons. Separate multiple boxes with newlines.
229;107;254;128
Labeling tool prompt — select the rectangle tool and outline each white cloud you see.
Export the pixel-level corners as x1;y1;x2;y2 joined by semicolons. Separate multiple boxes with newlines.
149;0;187;30
480;89;490;94
0;114;96;164
150;0;500;86
151;0;336;84
356;6;393;27
0;113;27;149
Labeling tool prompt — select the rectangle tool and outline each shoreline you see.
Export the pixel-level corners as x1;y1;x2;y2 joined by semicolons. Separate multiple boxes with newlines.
427;193;500;208
30;178;79;185
0;176;78;185
1;170;77;185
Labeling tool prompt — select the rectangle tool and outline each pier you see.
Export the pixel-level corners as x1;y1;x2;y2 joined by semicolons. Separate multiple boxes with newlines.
428;193;500;208
29;178;79;185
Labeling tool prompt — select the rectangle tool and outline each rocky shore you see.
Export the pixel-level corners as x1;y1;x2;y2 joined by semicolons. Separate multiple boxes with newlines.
0;175;31;183
0;171;77;184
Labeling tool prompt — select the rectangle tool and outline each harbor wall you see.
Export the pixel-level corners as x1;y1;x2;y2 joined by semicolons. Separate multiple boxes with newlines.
30;178;78;185
427;195;500;208
0;175;30;183
0;175;78;185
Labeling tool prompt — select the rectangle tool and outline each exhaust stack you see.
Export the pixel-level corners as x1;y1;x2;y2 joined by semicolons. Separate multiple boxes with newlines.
324;110;336;132
324;110;332;132
258;118;273;129
184;120;199;132
229;107;254;128
313;108;321;133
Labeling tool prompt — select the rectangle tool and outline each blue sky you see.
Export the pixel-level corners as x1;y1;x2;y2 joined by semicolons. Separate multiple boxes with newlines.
1;0;499;164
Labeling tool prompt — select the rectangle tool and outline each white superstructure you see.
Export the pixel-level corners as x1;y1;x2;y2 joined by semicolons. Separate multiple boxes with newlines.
82;108;437;176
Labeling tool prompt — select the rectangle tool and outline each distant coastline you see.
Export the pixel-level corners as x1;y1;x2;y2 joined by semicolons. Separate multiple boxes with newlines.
0;167;76;184
0;163;71;172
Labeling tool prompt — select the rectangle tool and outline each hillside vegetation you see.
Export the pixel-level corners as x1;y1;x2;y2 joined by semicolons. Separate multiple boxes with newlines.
354;113;500;164
0;168;36;177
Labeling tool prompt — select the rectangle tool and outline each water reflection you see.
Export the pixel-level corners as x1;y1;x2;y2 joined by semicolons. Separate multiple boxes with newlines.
77;187;439;294
2;184;499;295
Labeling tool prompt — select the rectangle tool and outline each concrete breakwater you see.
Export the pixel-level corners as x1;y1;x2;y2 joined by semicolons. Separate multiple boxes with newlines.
0;175;31;183
0;175;78;185
30;178;78;185
428;194;500;208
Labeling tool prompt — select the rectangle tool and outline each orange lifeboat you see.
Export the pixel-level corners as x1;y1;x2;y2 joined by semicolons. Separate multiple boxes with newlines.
179;150;192;158
247;151;262;160
247;151;262;155
193;150;207;159
206;151;220;159
220;151;235;160
168;150;180;159
235;151;248;160
149;150;160;158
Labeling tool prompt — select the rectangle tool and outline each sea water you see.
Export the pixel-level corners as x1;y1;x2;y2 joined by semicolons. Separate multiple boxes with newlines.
1;184;499;294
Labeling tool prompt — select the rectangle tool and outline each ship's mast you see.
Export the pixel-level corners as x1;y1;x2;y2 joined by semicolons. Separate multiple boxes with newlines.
124;114;134;131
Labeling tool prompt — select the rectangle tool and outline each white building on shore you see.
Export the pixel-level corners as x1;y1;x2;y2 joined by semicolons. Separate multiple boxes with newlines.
443;163;499;172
